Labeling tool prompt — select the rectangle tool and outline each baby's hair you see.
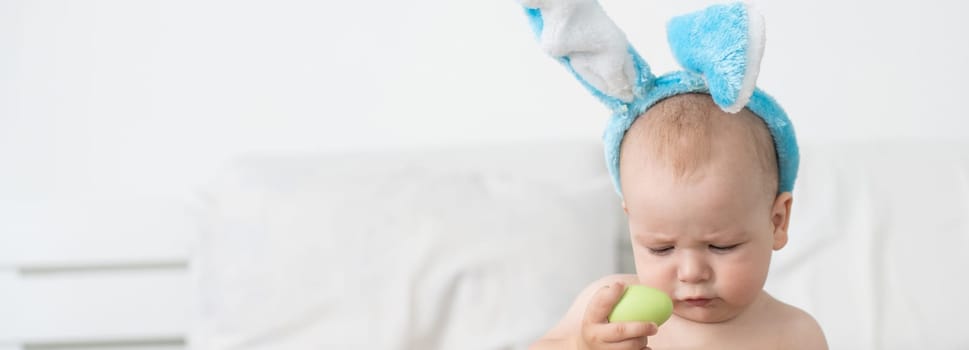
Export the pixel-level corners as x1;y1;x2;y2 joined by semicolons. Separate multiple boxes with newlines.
620;93;779;197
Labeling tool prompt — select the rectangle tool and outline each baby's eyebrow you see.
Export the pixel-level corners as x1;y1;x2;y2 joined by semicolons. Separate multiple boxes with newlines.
702;230;747;241
632;231;676;245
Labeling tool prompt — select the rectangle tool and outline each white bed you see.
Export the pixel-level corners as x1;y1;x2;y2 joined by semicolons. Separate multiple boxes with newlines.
189;140;969;350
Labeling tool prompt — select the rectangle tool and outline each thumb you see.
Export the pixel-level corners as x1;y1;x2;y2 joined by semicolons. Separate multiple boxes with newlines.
584;281;626;324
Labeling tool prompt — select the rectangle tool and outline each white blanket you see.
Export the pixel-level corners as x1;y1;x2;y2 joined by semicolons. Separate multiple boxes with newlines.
191;142;623;349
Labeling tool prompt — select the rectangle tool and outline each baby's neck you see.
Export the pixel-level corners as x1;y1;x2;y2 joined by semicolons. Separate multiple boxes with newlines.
649;291;783;349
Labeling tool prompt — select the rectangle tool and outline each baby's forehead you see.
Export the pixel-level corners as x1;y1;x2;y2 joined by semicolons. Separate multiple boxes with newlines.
628;189;767;241
628;159;766;204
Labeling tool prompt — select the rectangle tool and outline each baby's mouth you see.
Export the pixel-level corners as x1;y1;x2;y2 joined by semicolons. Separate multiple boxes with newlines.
682;298;712;307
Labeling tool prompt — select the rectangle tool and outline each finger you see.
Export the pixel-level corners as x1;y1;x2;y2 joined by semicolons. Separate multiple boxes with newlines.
637;323;658;350
595;322;655;343
584;281;626;324
602;337;647;350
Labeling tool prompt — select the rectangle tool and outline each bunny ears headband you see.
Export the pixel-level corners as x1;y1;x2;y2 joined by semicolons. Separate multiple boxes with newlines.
519;1;799;195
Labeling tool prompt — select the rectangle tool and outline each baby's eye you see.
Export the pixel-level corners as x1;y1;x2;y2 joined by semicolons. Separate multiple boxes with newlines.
648;246;674;255
709;243;740;253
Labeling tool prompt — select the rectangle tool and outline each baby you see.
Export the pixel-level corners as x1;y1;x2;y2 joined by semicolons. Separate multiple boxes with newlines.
530;93;827;350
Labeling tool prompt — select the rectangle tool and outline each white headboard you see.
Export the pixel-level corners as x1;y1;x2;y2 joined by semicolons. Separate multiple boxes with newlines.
0;197;192;350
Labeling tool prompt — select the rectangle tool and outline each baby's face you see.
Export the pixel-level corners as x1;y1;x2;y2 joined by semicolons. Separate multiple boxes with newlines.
623;155;786;324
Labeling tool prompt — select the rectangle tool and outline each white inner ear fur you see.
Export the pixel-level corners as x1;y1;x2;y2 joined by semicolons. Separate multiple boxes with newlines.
532;0;636;102
724;4;765;114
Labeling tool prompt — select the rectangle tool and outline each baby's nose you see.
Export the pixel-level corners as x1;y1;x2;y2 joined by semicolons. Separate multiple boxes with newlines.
677;251;711;283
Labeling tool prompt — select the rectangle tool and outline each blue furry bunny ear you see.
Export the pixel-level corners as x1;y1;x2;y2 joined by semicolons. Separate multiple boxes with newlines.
667;3;765;113
519;0;654;111
518;1;799;196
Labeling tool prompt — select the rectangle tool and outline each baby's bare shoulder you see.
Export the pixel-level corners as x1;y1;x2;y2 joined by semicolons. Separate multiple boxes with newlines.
769;300;828;350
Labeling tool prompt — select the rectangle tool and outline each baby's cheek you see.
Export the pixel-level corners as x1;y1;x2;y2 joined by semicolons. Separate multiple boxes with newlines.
634;258;678;291
716;260;769;304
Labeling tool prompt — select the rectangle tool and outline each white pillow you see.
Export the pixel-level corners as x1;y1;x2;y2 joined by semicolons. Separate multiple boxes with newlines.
190;141;625;350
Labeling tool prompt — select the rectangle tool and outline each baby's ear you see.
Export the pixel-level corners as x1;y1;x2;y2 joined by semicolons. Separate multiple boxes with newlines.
771;192;793;250
667;2;765;113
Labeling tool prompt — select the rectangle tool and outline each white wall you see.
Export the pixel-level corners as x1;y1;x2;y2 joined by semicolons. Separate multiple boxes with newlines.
1;0;968;347
2;0;968;199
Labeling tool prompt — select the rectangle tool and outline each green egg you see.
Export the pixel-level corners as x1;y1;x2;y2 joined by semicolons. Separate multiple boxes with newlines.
608;285;674;325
